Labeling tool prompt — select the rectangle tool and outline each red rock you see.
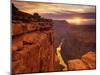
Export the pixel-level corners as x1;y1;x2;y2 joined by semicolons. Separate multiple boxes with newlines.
12;31;55;74
68;59;89;70
81;51;96;69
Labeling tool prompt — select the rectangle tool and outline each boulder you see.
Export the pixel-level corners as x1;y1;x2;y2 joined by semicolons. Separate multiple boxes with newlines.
68;59;89;70
81;51;96;69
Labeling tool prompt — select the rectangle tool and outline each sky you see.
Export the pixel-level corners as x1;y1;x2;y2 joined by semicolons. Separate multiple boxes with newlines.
12;1;96;25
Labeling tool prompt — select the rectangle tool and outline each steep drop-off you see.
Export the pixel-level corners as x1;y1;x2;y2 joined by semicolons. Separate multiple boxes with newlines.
12;30;56;73
12;4;57;74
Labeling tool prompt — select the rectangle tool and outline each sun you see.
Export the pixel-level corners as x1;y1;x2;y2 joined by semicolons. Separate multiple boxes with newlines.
66;17;82;25
74;17;81;24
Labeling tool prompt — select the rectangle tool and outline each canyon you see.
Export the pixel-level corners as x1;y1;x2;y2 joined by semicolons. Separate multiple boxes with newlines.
12;3;96;74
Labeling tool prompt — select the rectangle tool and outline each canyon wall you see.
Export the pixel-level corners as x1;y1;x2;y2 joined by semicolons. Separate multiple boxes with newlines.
12;4;57;74
12;30;56;74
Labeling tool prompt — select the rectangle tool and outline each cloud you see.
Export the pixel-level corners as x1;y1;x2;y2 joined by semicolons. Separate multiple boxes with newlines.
12;1;96;20
41;12;96;20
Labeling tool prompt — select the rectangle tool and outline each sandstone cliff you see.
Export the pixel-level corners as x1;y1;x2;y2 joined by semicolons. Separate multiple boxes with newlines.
12;4;56;74
12;30;56;73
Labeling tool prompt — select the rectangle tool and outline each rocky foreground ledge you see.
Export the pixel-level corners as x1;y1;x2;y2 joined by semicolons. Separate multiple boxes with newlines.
67;51;96;70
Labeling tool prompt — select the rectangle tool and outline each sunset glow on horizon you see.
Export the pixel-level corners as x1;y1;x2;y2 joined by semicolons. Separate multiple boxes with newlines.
12;1;96;25
66;18;96;25
66;17;82;25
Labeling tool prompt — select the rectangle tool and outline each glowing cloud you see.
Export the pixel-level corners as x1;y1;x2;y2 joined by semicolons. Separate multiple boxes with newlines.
12;1;96;21
13;1;96;14
66;18;96;25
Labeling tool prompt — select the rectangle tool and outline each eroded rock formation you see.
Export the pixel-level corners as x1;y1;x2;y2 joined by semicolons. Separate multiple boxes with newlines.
81;51;96;69
12;31;55;73
67;51;96;70
12;3;56;74
68;59;89;70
